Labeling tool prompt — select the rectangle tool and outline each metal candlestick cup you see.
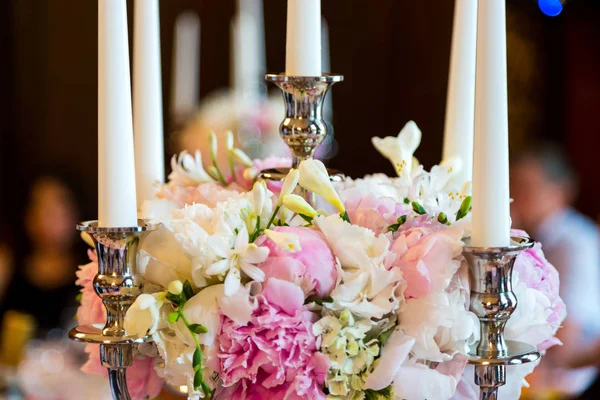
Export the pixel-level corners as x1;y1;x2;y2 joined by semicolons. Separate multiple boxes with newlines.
259;74;344;204
463;236;540;400
69;220;156;400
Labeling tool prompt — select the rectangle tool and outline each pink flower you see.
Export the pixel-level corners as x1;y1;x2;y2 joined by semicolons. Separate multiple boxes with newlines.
82;344;163;400
256;227;338;298
390;227;463;299
512;229;566;350
158;182;242;208
214;289;328;400
342;189;410;235
75;251;105;326
235;157;292;192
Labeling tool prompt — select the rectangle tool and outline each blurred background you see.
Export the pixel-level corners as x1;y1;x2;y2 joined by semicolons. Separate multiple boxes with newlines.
0;0;600;398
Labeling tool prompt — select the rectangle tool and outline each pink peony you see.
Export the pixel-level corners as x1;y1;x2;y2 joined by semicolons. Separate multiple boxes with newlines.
512;229;566;350
235;156;292;192
390;227;463;299
75;250;105;326
214;284;329;400
256;226;338;298
82;344;163;400
342;189;410;235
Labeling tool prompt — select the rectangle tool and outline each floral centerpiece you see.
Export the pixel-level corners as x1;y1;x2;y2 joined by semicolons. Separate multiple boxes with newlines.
76;121;565;400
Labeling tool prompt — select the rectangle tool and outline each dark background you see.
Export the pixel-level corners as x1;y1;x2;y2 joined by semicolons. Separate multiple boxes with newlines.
1;0;599;241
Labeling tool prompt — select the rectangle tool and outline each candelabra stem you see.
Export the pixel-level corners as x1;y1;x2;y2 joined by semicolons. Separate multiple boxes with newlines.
480;388;498;400
108;368;131;400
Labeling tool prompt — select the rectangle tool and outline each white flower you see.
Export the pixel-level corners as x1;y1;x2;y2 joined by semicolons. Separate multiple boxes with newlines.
250;181;267;216
282;194;318;218
231;148;253;167
206;227;269;295
298;159;345;214
264;229;301;252
124;293;166;338
168;151;214;186
278;168;300;206
225;130;234;152
179;284;226;346
208;131;218;161
372;120;422;177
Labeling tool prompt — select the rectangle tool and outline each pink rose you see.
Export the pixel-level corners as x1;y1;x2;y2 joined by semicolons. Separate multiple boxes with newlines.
214;292;328;400
512;229;566;350
390;227;463;299
75;251;105;326
235;156;292;192
256;227;338;298
82;344;163;400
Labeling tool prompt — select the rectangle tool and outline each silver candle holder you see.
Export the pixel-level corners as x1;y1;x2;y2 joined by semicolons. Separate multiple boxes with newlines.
463;236;540;400
69;220;156;400
258;74;344;184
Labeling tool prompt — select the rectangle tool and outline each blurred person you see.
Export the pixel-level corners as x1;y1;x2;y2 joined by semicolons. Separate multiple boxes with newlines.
511;144;600;399
0;243;11;302
0;171;86;336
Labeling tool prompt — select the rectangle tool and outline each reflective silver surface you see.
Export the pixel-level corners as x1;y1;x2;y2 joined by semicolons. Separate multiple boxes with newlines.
265;74;343;168
463;236;540;400
69;220;156;400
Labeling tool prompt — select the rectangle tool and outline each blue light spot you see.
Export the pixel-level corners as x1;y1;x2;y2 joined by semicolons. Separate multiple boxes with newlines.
539;0;563;16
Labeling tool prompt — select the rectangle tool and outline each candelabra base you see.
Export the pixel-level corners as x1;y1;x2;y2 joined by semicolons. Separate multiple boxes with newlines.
468;340;540;366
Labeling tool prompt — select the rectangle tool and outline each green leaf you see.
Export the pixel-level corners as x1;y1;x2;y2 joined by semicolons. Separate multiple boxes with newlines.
437;212;448;224
397;215;407;225
456;196;472;221
365;386;394;400
193;347;201;370
167;312;180;324
387;223;400;233
189;323;209;334
182;281;195;302
411;201;427;215
166;292;180;305
341;210;351;223
299;214;314;224
403;197;410;204
75;293;83;303
200;381;212;397
193;369;203;390
378;326;395;346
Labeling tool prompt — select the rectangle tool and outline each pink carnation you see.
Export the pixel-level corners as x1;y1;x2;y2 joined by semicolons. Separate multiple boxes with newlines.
82;344;163;400
512;229;566;350
390;227;463;299
256;226;338;298
235;156;292;192
75;250;105;326
214;285;328;400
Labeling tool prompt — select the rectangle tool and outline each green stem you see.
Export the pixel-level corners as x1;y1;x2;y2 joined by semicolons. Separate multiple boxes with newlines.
266;205;281;230
179;311;211;396
229;154;236;184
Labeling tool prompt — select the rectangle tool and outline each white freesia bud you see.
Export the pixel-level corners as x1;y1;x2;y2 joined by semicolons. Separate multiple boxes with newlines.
251;181;266;215
278;169;299;206
168;280;183;295
168;150;214;186
298;160;345;214
372;120;422;177
209;131;218;161
283;194;318;218
225;130;234;152
231;148;253;167
264;229;302;252
124;293;166;338
207;165;219;180
243;167;258;181
80;232;95;248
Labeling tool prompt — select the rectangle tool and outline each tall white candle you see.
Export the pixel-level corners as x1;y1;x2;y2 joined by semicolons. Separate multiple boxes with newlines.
285;0;321;76
134;0;164;207
98;0;137;227
471;0;511;247
170;11;200;122
442;0;477;184
322;17;332;122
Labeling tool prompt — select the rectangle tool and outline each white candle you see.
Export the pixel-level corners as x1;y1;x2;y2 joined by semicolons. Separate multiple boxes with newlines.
231;0;265;99
442;0;477;184
471;0;511;247
170;11;200;122
285;0;321;76
322;17;333;122
134;0;164;207
98;0;137;227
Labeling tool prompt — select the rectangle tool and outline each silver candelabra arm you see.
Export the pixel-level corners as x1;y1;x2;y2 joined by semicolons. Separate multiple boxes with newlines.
463;236;540;400
69;220;156;400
